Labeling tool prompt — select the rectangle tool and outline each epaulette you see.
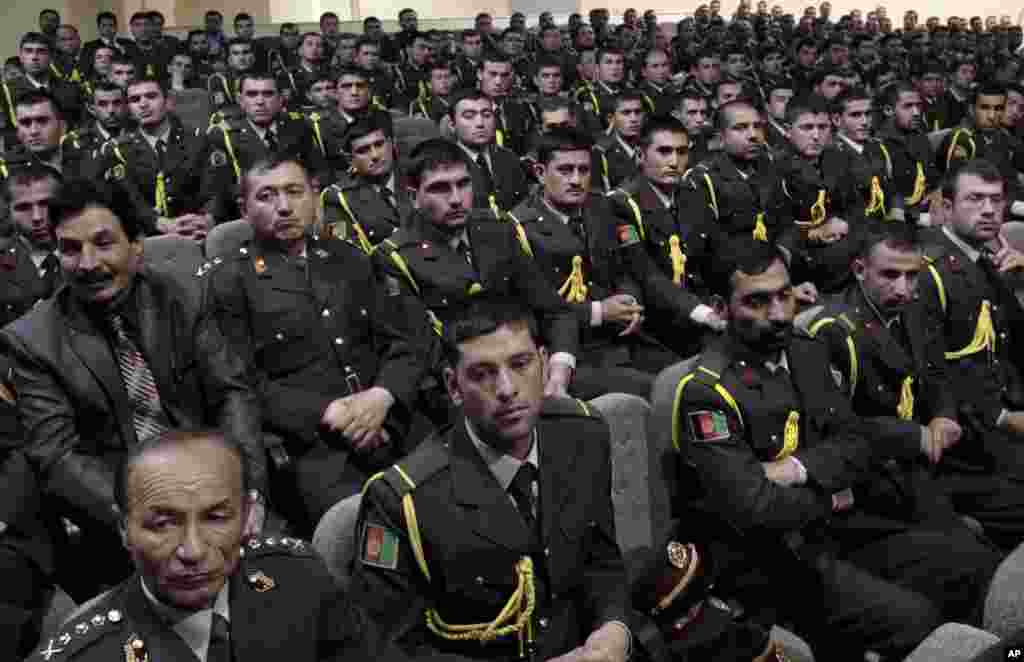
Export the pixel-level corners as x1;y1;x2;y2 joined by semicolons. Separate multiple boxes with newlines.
33;599;127;661
194;255;227;278
379;438;451;499
541;395;599;419
241;535;313;557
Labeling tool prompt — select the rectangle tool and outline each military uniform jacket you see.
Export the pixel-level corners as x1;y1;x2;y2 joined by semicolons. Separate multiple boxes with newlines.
876;125;939;212
453;56;480;90
819;136;893;221
201;114;331;219
0;237;61;327
395;62;430;108
764;118;790;155
278;64;321;105
60;123;123;179
688;151;787;247
576;81;624;133
9;77;85;128
29;537;396;662
97;116;210;234
0;268;266;528
918;227;1024;428
205;236;426;446
466;144;530;214
409;94;449;123
608;175;715;323
494;98;532;156
939;124;1024;201
676;334;916;548
351;400;629;661
595;134;640;192
372;211;580;358
321;175;409;249
207;70;242;113
636;80;679;118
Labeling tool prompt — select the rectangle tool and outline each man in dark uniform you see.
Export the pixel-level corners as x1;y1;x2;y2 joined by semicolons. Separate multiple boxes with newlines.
372;138;579;397
1;177;264;605
636;48;679;118
395;31;432;111
609;116;724;358
508;128;670;399
2;90;78;182
523;56;565;127
809;224;1024;549
95;76;212;238
763;76;795;153
25;429;398;662
124;11;171;82
321;115;409;250
478;53;532;156
13;33;85;128
206;157;426;532
673;237;1002;661
409;60;452;123
577;47;629;136
52;25;85;87
448;89;529;216
876;82;941;224
80;12;133;78
918;159;1024;485
674;89;715;165
351;296;631;662
453;30;483;91
207;38;255;125
683;49;722;102
353;38;394;110
278;32;324;106
1;164;63;315
202;72;330;221
913;62;948;132
60;82;128;177
936;59;976;132
595;91;646;191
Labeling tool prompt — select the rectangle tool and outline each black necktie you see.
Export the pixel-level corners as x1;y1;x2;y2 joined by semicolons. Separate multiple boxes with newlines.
380;186;397;214
154;138;166;165
207;612;232;662
265;128;278;153
39;252;61;296
456;238;472;265
476;152;495;192
509;463;540;539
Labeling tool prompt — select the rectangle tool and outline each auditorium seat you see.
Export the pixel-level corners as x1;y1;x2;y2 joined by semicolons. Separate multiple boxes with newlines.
903;623;998;662
205;219;254;259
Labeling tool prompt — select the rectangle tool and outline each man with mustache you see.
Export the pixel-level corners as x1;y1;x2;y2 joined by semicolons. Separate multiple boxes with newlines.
206;156;426;533
351;296;631;662
372;138;581;401
673;236;1002;662
810;222;1024;549
25;429;400;662
876;82;940;224
1;177;264;605
94;76;212;240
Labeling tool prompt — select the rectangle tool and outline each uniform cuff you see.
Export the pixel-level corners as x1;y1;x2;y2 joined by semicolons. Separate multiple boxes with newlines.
591;301;604;327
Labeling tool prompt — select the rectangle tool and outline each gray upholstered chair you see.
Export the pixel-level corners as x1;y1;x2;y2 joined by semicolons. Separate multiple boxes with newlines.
142;235;205;309
903;623;999;662
204;219;253;259
984;542;1024;638
311;494;362;588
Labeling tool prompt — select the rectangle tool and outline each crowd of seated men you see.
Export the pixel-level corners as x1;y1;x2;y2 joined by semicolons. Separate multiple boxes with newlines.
4;2;1024;661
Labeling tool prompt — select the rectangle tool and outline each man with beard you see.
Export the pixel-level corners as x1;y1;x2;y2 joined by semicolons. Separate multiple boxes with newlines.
60;83;128;177
673;236;1002;662
320;115;409;249
877;83;940;224
595;92;646;192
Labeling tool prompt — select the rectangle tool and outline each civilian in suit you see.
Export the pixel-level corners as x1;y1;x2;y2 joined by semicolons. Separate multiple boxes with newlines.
206;157;427;531
0;178;264;602
26;429;399;662
351;296;631;662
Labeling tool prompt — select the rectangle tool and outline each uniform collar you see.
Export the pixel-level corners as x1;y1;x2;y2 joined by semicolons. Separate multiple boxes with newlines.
466;418;539;492
140;577;231;662
942;225;983;263
837;132;864;154
614;133;637;159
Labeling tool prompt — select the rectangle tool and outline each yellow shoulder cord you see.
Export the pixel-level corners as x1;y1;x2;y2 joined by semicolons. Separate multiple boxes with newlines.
897;376;914;420
335;189;373;253
575;398;591;416
379;239;441;336
49;63;63;80
387;464;537;657
878;141;892;179
587;88;601;117
774;411;799;460
619;191;646;239
642;93;655;114
946;129;976;170
752;212;768;242
807;316;860;396
601;153;611;192
504;212;535;257
60;131;80;150
487;194;502;219
668;235;686;285
155;170;169;217
0;159;8;179
865;176;886;217
2;81;15;128
284;67;299;99
807;189;827;227
945;300;996;360
69;68;81;84
309;112;325;157
557;255;588;303
701;173;719;218
219;124;242;181
924;260;947;314
670;366;744;452
906;162;926;206
417;96;429;118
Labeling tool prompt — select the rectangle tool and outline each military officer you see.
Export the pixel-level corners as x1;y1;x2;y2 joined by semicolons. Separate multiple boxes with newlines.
876;82;940;224
26;430;399;662
321;116;409;250
394;31;432;110
12;32;85;128
673;237;1002;662
763;76;795;153
576;47;630;136
353;38;394;110
508;128;674;399
609;116;724;358
351;296;631;662
206;157;427;531
1;90;78;183
202;72;330;221
60;82;129;178
207;38;255;125
636;48;679;118
448;89;529;216
371;138;580;398
96;76;212;238
316;67;394;177
278;32;324;106
595;91;646;191
478;52;532;156
409;60;453;123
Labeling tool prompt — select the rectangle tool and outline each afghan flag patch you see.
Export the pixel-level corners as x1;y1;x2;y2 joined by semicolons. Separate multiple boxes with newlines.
688;410;731;442
617;224;641;246
361;522;400;569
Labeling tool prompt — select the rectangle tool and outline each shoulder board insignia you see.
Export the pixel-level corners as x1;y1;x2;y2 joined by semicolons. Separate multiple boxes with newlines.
243;536;312;556
35;605;126;661
379;438;451;498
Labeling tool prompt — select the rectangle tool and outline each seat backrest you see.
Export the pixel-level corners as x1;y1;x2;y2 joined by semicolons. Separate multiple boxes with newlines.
646;356;701;545
311;493;363;588
586;393;653;557
142;235;205;309
205;220;253;259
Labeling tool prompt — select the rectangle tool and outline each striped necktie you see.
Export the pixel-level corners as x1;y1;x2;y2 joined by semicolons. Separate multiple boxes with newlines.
110;314;169;443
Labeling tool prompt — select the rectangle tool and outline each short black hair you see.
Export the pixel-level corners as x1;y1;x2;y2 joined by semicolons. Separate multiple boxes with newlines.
14;89;64;121
126;74;167;97
2;162;61;203
19;32;51;50
883;81;918;109
597;46;626;64
716;98;758;130
240;155;311;202
612;90;646;113
299;32;322;48
448;88;491;120
90;80;125;100
858;223;921;260
535;127;593;165
831;86;872;115
942;158;1006;201
708;237;789;298
49;177;144;240
354;37;378;53
442;295;542;367
784;93;829;125
640;114;688;148
341;113;394;152
321;11;339;23
974;83;1007;104
226;37;253;52
537;96;579;118
113;429;252;515
238;71;278;94
406;138;470;189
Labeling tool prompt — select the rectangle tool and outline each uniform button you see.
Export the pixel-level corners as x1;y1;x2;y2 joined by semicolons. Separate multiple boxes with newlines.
360;308;367;316
1000;332;1008;340
475;576;485;585
538;617;550;629
335;337;344;345
441;298;448;305
345;365;353;373
878;385;885;392
322;309;331;317
275;332;284;341
544;547;551;557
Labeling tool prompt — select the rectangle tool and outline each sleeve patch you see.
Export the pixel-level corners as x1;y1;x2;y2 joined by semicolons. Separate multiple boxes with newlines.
617;224;641;246
360;522;400;569
688;410;731;442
